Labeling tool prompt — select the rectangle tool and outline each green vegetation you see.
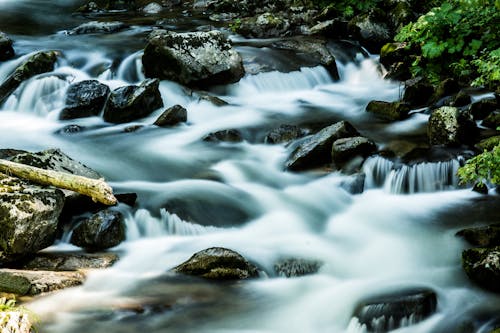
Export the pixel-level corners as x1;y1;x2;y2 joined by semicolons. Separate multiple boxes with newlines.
313;0;383;18
395;0;500;88
458;143;500;188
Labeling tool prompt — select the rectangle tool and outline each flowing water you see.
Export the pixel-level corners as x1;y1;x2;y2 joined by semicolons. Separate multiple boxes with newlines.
1;1;499;332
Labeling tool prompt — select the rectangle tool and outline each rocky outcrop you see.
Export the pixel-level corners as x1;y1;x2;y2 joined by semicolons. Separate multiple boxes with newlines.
353;288;438;331
366;100;410;121
331;136;377;171
457;224;500;248
462;246;500;293
174;247;259;280
16;252;119;271
0;51;58;105
0;174;65;264
285;121;359;171
0;269;84;295
103;78;163;123
142;30;244;88
153;104;187;127
68;21;128;35
348;10;392;53
0;31;15;61
402;77;435;108
273;258;322;277
427;106;477;146
70;209;126;251
59;80;110;120
264;124;304;144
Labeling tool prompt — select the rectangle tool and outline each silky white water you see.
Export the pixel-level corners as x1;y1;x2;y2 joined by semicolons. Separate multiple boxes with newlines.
1;2;499;332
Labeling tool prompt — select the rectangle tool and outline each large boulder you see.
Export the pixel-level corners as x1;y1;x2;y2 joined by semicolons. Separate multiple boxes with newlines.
348;10;392;53
285;120;359;171
457;224;500;248
403;77;434;108
462;246;500;293
352;288;438;331
174;247;259;280
70;209;126;251
0;31;15;61
366;100;411;121
427;106;478;146
0;51;58;105
142;30;244;88
59;80;111;120
0;174;65;265
103;78;163;123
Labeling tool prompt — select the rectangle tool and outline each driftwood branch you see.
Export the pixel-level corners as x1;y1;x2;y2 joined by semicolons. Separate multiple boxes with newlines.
0;159;117;205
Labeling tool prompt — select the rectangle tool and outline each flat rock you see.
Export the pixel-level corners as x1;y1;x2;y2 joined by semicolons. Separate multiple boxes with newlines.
68;21;128;35
331;136;377;170
16;252;119;271
0;269;84;296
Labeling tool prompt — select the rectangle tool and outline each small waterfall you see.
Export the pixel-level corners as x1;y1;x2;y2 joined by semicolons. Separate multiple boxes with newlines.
233;66;333;95
125;209;220;240
363;156;461;194
116;51;144;83
3;75;69;115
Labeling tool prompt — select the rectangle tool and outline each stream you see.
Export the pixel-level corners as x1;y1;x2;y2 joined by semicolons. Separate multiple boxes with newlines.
1;1;499;332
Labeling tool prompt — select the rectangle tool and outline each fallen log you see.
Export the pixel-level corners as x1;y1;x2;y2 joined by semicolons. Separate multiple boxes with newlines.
0;159;117;205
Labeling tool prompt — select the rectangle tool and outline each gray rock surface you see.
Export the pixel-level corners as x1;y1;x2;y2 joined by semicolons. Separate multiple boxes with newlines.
0;269;84;295
154;104;187;127
427;106;477;146
60;80;110;120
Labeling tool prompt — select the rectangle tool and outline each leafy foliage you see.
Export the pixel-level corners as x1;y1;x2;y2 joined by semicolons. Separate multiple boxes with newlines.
458;143;500;187
311;0;383;18
395;0;500;87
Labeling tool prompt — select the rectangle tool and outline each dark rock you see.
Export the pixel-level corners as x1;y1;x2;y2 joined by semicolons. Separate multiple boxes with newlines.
264;124;304;144
235;13;291;38
452;90;472;107
457;224;500;247
203;129;243;143
142;30;244;88
308;19;349;39
348;10;392;53
403;77;435;108
15;252;119;271
0;31;15;61
68;21;128;35
272;36;339;80
0;269;84;296
331;136;377;170
174;247;259;280
462;246;500;293
0;175;65;264
70;209;126;251
379;42;408;69
60;80;110;120
366;100;410;121
427;106;478;146
273;258;322;277
0;51;58;105
76;0;140;12
472;182;489;194
123;125;144;132
432;78;460;103
197;93;229;106
154;104;187;127
0;149;27;160
285;121;359;171
115;193;137;206
482;111;500;129
340;173;366;194
469;97;498;120
56;124;85;134
353;288;438;332
103;78;163;123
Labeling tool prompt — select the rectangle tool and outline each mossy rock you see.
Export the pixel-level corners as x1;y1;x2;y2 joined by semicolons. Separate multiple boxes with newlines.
366;100;410;121
462;246;500;293
475;136;500;152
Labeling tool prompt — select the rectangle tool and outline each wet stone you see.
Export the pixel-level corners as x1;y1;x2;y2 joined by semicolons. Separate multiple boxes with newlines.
0;31;15;61
174;247;259;280
60;80;110;120
154;104;187;127
68;21;128;35
366;101;410;121
0;269;84;296
264;124;304;144
457;224;500;247
273;258;322;277
462;246;500;293
353;288;438;332
203;129;243;143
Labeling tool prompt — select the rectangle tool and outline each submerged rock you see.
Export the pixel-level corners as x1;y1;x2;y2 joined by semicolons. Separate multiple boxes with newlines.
174;247;259;280
203;129;243;143
462;246;500;293
457;224;500;248
0;269;84;295
154;104;187;127
0;174;65;264
353;288;438;332
273;258;322;277
366;100;410;121
0;51;58;105
60;80;110;120
68;21;128;35
340;173;366;194
285;120;359;171
0;31;15;61
70;209;126;251
142;30;244;88
103;78;163;123
264;124;305;144
428;106;477;146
